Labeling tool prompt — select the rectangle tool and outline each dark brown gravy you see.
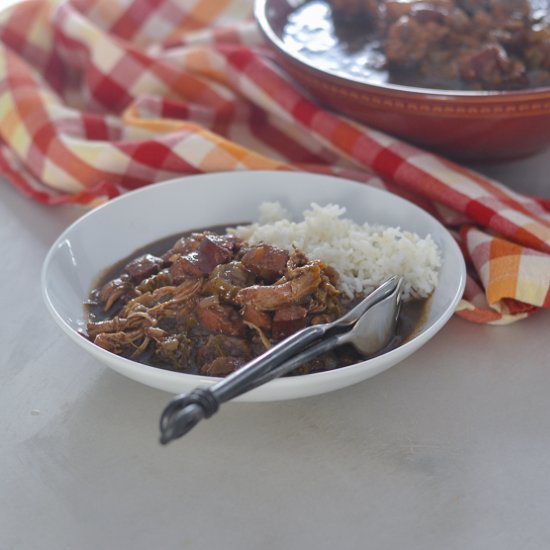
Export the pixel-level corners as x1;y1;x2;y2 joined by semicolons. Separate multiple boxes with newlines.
86;225;430;374
281;0;550;91
282;1;391;86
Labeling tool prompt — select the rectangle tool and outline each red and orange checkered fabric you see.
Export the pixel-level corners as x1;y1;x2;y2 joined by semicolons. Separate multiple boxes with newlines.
1;0;549;324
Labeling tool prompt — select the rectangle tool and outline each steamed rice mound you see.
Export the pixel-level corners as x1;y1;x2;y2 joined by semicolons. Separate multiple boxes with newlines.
231;202;441;301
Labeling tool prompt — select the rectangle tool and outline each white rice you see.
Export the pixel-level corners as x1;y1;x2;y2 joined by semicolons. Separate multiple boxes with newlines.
230;202;441;301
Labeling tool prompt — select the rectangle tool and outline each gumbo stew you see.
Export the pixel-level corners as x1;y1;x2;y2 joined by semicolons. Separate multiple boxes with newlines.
283;0;550;90
86;228;426;377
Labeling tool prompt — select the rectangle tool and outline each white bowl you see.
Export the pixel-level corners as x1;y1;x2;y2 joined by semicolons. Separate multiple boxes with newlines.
42;171;466;401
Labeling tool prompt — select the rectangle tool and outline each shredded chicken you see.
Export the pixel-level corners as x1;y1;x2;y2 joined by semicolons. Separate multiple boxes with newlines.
86;231;353;376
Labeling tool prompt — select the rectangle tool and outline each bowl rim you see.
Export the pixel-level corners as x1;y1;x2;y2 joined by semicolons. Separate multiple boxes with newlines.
254;0;550;100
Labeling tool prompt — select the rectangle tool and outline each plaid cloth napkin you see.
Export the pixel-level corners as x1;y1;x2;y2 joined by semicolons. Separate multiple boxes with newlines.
1;0;549;324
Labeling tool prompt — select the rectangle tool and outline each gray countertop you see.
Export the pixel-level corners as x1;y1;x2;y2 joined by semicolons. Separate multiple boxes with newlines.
1;155;550;550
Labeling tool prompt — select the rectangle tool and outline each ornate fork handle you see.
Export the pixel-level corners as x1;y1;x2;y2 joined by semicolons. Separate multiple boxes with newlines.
158;276;400;444
159;323;326;443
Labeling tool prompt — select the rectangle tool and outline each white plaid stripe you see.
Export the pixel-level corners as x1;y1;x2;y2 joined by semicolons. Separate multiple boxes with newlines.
42;156;85;191
405;154;490;199
170;133;218;168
